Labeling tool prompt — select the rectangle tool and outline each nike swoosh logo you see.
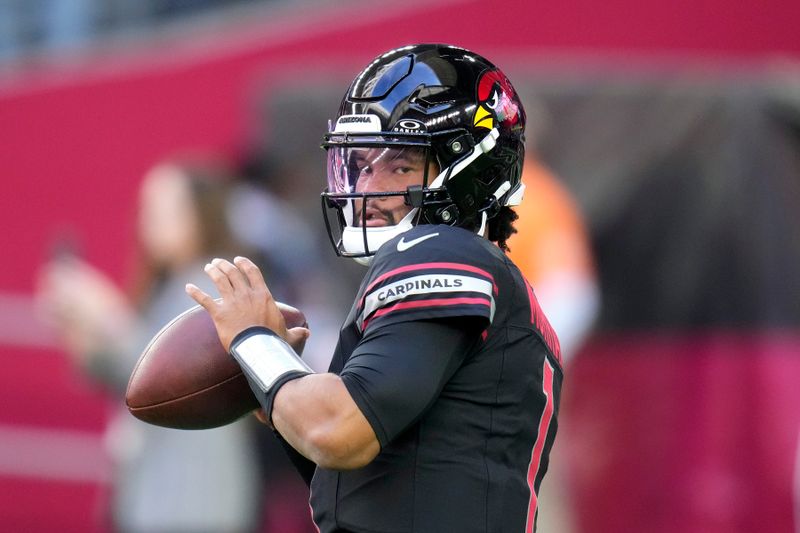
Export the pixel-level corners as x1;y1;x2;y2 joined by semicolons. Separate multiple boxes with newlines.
397;233;439;252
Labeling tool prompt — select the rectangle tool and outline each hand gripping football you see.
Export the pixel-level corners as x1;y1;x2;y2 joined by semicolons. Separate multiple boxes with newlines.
126;301;307;430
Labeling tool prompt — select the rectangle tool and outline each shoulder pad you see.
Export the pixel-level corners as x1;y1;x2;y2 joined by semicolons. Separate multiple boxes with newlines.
357;226;498;332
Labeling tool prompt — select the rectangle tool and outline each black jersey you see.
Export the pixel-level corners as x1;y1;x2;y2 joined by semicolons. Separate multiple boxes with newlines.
309;225;563;533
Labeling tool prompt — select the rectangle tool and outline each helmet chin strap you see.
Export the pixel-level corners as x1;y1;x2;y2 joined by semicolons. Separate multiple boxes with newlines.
477;180;513;236
432;127;502;239
428;128;500;189
477;212;489;237
341;206;420;266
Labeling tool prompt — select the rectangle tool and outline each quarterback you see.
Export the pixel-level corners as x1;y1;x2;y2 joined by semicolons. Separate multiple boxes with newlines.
188;43;563;532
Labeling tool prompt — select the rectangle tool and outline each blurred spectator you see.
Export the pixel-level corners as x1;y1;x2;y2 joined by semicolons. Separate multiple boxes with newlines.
228;154;337;533
508;158;600;363
228;158;319;307
37;158;262;532
229;153;342;373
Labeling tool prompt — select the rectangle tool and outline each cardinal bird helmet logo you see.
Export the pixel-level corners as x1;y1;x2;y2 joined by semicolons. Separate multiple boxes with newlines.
473;70;521;131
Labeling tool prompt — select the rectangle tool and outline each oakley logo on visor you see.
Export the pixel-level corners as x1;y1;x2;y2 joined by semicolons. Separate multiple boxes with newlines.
393;119;427;133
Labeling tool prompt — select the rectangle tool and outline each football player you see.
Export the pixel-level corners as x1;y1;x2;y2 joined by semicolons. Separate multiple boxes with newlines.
188;43;563;532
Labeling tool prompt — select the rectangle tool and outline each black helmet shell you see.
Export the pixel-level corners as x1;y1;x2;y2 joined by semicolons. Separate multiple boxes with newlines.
322;44;527;262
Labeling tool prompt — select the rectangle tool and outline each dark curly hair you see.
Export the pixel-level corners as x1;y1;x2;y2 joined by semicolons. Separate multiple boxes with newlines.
487;206;518;253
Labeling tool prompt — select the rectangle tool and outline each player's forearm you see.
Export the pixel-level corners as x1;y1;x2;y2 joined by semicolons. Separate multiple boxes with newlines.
228;326;380;469
272;373;380;470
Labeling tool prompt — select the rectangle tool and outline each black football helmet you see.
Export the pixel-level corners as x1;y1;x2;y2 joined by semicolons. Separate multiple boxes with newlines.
321;43;526;265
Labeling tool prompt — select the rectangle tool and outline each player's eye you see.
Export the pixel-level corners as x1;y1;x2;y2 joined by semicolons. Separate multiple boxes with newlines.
487;90;499;110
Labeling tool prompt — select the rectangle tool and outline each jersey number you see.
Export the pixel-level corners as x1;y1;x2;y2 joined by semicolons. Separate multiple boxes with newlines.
524;358;556;533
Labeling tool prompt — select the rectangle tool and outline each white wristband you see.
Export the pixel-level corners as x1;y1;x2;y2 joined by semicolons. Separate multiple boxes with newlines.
230;329;313;394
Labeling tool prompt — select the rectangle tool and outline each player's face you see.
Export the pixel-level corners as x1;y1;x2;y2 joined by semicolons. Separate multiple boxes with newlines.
352;147;438;227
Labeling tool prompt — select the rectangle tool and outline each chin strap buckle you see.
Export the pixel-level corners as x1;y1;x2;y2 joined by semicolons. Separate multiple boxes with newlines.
406;185;425;208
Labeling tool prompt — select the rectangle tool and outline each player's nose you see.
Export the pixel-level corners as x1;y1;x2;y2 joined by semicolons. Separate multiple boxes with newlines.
360;176;394;196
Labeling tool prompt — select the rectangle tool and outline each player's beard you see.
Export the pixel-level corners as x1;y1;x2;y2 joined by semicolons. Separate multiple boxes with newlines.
355;203;401;227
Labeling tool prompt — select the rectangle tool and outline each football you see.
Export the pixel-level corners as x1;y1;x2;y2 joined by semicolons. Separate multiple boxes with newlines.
126;301;307;430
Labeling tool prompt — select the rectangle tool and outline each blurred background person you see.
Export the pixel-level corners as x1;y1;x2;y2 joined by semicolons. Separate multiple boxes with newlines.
509;157;600;364
227;153;334;533
37;157;262;533
228;152;341;374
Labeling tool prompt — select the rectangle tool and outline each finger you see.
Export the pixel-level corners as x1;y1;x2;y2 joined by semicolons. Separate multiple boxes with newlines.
253;408;269;426
204;262;234;296
285;326;311;356
233;256;270;294
185;283;215;310
212;257;250;292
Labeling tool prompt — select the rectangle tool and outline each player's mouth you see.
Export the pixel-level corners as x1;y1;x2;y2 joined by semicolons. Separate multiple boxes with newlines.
361;207;391;227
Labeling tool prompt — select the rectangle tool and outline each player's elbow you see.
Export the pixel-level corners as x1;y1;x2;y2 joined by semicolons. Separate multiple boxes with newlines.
276;373;380;469
305;425;379;470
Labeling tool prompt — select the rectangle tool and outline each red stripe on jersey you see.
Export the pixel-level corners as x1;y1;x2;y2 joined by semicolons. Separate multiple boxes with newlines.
362;296;491;330
362;262;497;307
309;503;320;533
524;359;556;533
308;495;320;533
524;280;562;365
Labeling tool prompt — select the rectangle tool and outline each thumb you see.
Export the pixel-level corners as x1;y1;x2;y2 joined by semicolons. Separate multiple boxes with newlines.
285;326;311;356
